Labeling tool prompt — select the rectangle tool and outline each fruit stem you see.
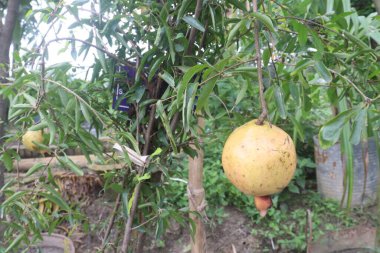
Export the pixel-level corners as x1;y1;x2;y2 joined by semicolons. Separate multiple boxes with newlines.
253;0;268;126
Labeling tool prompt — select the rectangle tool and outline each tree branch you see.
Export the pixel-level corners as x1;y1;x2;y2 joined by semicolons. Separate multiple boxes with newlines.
252;0;268;125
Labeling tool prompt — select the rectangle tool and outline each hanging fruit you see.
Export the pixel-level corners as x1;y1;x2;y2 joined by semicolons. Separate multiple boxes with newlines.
22;130;45;152
222;119;297;216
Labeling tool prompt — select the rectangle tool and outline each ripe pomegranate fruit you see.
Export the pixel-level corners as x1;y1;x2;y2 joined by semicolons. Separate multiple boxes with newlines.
222;119;297;216
22;130;44;152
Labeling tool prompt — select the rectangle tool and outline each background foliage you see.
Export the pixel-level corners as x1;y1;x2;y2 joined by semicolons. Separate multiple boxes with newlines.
0;0;379;252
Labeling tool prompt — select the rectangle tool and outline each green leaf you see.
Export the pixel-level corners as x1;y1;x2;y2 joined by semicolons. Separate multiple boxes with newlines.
0;179;15;193
184;83;198;132
159;71;175;89
23;93;37;106
226;0;247;11
136;48;154;83
274;85;286;119
252;12;276;33
5;232;26;253
57;155;84;176
163;23;176;64
338;99;354;208
75;100;81;132
292;21;308;46
176;0;192;25
350;106;368;145
308;28;324;59
2;191;27;207
290;59;313;76
154;26;164;47
314;61;332;84
28;121;49;131
234;80;248;106
122;190;129;218
148;56;165;82
128;190;135;215
80;102;92;125
209;5;216;30
150;148;162;158
289;114;305;142
195;74;218;113
25;162;45;177
226;19;248;46
12;103;33;109
156;100;178;153
182;16;205;32
318;109;357;149
288;182;300;194
40;185;71;211
137;173;151;182
342;30;370;50
2;151;13;172
177;64;208;107
95;36;107;72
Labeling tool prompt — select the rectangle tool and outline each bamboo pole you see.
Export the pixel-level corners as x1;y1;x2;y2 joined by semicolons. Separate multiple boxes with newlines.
188;116;207;253
12;154;123;172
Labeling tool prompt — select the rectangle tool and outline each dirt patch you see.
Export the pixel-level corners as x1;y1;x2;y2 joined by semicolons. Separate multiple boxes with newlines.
147;206;263;253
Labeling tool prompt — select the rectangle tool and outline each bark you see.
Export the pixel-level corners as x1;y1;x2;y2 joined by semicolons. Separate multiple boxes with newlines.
188;116;206;253
373;0;380;15
0;0;21;240
0;0;21;201
372;0;380;249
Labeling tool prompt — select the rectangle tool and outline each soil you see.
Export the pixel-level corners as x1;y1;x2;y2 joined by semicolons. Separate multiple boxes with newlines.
65;196;378;253
69;201;263;253
151;206;263;253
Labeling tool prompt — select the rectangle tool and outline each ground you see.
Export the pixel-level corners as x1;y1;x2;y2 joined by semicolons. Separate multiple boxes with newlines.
67;196;377;253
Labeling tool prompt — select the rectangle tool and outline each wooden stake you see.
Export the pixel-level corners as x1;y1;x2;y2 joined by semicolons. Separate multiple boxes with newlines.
188;116;207;253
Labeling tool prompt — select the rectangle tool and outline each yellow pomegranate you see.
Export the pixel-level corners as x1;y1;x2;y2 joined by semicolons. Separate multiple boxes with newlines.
222;119;297;214
22;130;44;152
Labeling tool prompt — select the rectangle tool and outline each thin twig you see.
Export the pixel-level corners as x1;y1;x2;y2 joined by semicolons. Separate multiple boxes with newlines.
120;77;162;252
252;0;268;125
120;181;143;253
198;57;258;88
328;68;373;103
131;215;158;231
100;193;121;252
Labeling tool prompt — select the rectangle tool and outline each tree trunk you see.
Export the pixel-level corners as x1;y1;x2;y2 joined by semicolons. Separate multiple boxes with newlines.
373;0;380;15
188;116;206;253
0;0;21;239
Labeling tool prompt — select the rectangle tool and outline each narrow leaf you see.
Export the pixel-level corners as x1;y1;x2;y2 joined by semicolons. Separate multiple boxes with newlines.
177;64;208;106
195;75;218;113
183;16;205;32
274;85;287;119
350;106;368;145
26;162;45;177
252;12;276;33
159;71;175;89
314;61;332;84
148;56;165;81
319;109;357;149
156;100;178;153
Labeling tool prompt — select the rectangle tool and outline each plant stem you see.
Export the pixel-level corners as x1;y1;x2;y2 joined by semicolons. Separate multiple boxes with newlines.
120;182;142;253
252;0;268;125
120;76;161;252
100;193;121;252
